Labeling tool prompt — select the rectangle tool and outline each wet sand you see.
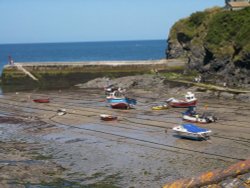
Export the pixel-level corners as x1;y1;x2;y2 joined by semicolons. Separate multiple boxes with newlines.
0;88;250;187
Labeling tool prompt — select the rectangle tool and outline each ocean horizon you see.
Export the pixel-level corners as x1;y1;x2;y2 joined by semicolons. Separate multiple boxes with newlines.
0;40;167;73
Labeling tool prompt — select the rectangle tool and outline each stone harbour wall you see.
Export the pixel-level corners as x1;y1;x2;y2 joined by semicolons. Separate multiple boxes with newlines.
1;59;186;90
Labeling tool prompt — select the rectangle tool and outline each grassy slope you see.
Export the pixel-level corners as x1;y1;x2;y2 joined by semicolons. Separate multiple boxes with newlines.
169;7;250;61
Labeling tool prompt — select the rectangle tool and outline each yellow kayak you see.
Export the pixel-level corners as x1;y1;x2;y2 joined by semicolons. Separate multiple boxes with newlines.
152;105;169;110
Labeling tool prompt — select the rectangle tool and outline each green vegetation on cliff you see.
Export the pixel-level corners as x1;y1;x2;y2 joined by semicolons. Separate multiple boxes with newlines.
206;7;250;58
168;7;250;88
169;7;250;60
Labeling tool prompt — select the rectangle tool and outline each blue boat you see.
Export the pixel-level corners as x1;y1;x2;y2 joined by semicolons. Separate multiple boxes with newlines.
107;98;137;109
172;123;212;140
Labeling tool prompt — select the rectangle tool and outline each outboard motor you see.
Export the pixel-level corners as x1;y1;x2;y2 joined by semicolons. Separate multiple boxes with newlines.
203;112;217;122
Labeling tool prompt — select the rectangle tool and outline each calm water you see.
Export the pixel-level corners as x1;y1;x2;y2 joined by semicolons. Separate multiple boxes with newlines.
0;40;167;73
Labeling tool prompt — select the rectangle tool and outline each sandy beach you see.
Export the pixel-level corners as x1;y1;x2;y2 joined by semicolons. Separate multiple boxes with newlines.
0;82;250;187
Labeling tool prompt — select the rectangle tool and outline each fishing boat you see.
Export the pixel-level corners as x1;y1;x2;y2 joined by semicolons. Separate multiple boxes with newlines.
172;124;212;140
182;107;216;124
100;114;118;121
166;92;197;108
183;114;216;124
106;90;136;109
107;97;137;109
33;98;50;103
152;104;169;110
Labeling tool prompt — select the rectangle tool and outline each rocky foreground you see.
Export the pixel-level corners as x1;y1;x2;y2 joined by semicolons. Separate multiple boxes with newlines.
0;76;250;187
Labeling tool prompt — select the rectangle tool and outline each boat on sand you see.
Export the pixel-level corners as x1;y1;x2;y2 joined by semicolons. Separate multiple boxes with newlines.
152;104;169;110
183;113;216;124
100;114;117;121
33;98;50;103
166;92;197;108
107;98;137;109
106;91;136;109
182;107;216;124
172;124;212;140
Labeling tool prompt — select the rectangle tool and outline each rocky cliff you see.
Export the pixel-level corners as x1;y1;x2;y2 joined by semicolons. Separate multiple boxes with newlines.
167;7;250;88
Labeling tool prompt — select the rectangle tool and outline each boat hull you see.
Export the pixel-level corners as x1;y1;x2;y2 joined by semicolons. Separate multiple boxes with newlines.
174;131;210;140
111;103;129;109
183;115;208;124
33;99;50;103
169;100;197;108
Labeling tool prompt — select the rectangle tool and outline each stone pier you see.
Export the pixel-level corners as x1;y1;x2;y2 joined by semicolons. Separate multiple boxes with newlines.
1;59;185;90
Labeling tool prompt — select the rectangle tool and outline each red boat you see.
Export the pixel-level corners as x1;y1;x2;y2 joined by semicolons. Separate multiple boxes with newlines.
100;114;117;121
166;92;197;108
33;98;50;103
168;100;197;108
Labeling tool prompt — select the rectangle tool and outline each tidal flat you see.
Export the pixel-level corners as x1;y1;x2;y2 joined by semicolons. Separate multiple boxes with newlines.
0;87;250;188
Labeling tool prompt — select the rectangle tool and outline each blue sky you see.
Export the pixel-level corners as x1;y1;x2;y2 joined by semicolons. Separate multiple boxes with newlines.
0;0;224;44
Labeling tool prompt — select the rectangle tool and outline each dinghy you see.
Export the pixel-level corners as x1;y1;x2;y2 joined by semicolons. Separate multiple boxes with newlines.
172;124;212;140
152;104;169;110
33;98;50;103
100;114;117;121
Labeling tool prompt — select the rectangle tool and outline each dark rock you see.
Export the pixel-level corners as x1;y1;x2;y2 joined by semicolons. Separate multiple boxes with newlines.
76;75;166;90
167;38;186;59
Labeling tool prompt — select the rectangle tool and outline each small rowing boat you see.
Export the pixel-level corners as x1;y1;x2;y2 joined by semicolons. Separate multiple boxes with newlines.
100;114;118;121
33;98;50;103
152;104;169;110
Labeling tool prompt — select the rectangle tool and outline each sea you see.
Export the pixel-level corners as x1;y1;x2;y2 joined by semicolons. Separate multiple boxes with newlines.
0;40;167;74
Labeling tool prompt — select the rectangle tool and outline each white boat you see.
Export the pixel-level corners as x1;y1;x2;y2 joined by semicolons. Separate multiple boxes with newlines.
182;107;216;124
182;114;216;124
172;124;212;140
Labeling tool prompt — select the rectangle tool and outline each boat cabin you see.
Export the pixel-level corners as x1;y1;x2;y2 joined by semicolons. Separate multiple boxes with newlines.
185;92;196;102
106;90;125;99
